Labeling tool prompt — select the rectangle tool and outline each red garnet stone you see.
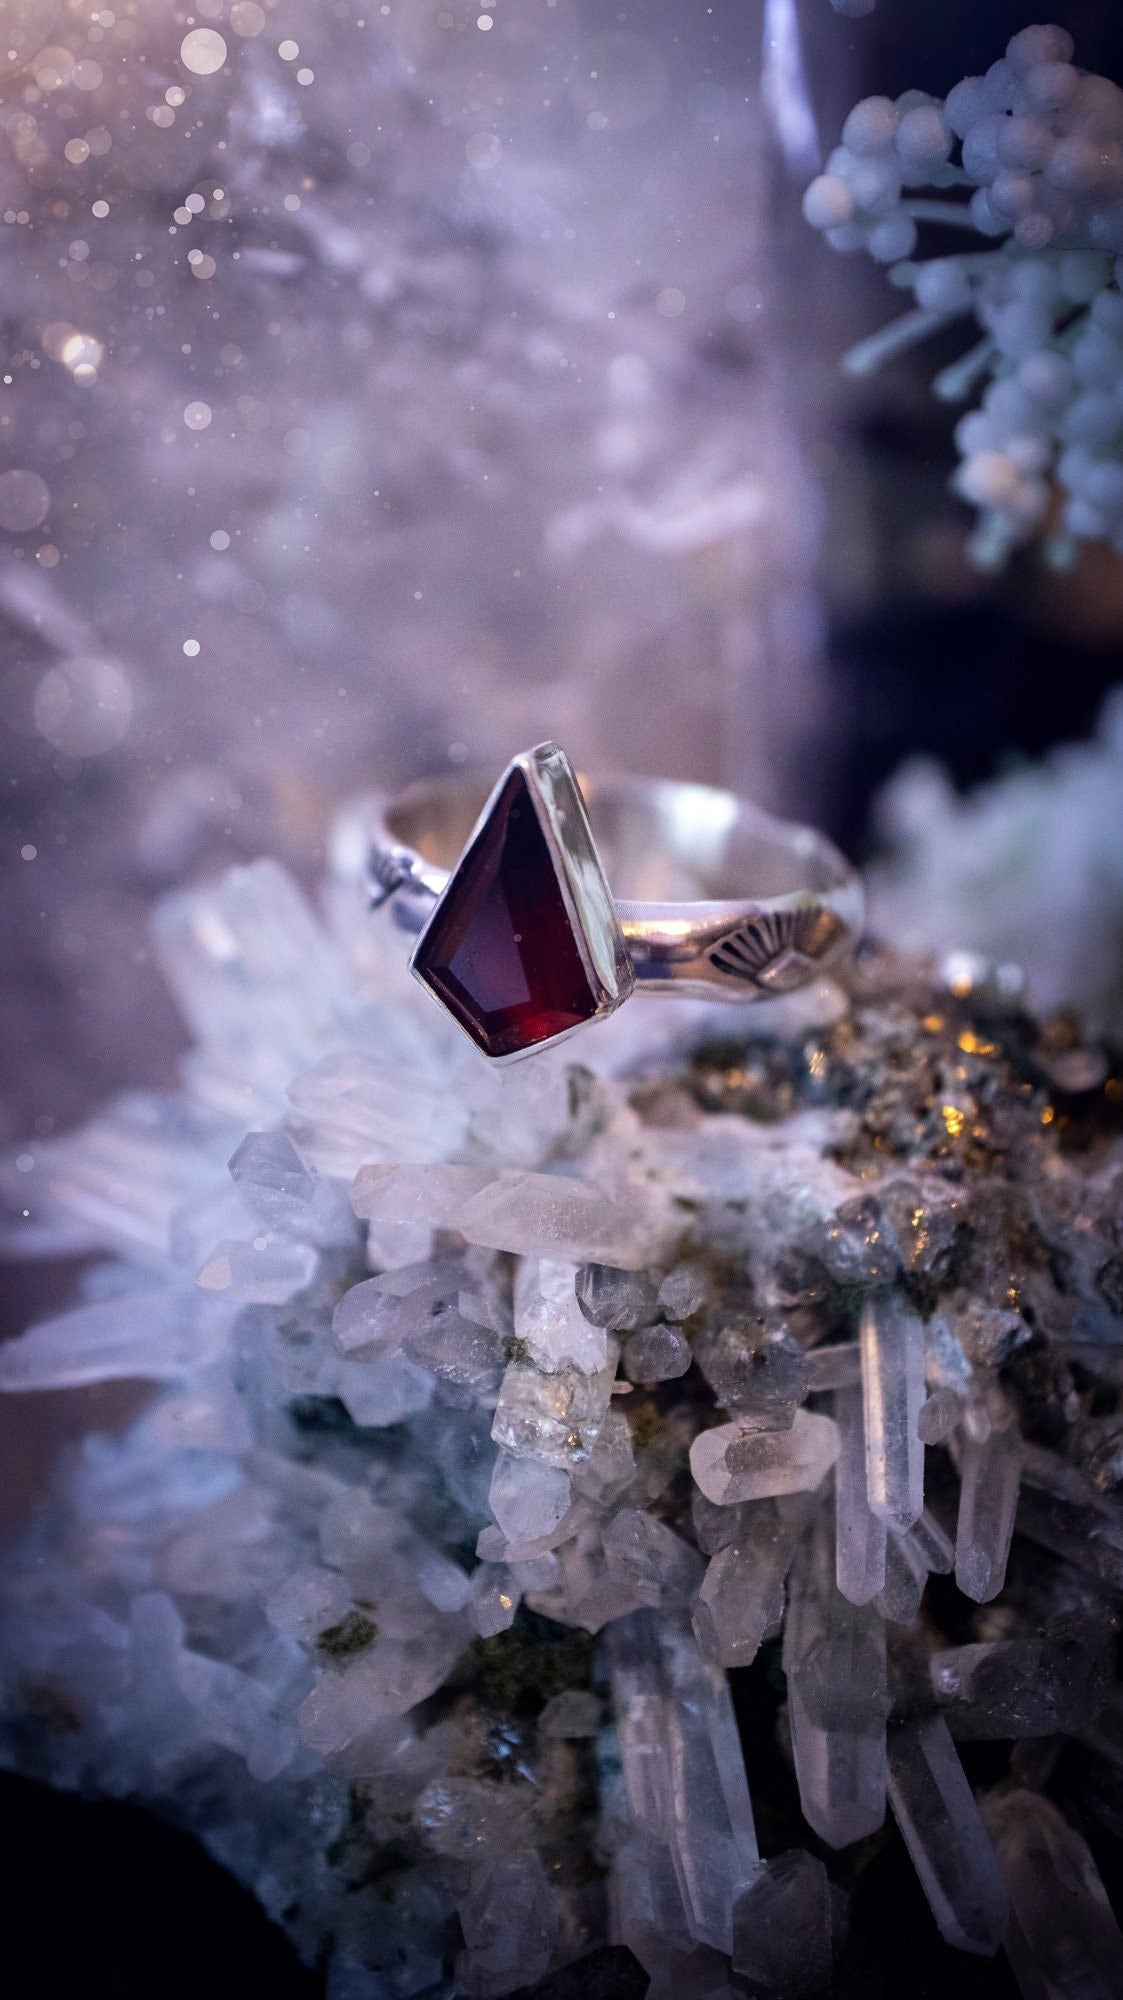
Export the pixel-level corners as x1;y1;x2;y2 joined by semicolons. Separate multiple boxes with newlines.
412;768;601;1058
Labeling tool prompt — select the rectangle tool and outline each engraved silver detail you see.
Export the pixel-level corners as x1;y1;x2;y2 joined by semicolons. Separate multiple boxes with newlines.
707;906;848;992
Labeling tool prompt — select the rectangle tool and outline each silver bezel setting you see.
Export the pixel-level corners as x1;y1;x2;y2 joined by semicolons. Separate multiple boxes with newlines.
408;742;635;1064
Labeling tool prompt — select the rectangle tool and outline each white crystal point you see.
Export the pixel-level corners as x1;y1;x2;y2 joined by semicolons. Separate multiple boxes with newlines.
886;1714;1007;1956
287;1046;468;1179
694;1499;811;1668
917;1385;965;1445
784;1509;889;1849
875;1528;929;1625
471;1564;520;1638
860;1288;926;1532
690;1407;839;1505
515;1257;607;1375
731;1848;834;1993
906;1507;954;1576
351;1161;493;1232
605;1610;758;1956
331;1260;463;1357
228;1128;348;1243
602;1506;705;1610
834;1383;887;1605
299;1625;468;1753
153;859;350;1121
196;1235;316;1303
0;1286;236;1390
351;1162;660;1266
488;1452;571;1543
335;1352;433;1427
491;1353;615;1467
623;1323;692;1381
806;1339;861;1391
455;1852;559;1997
983;1788;1123;1999
955;1424;1022;1602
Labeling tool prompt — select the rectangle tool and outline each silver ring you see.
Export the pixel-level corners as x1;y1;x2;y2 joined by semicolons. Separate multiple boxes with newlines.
366;743;862;1063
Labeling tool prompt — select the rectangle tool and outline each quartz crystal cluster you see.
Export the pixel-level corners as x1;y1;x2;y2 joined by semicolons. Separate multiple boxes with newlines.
804;24;1123;566
2;831;1123;1997
869;688;1123;1039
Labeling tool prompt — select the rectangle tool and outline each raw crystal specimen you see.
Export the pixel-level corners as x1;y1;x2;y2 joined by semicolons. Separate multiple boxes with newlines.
732;1848;835;1998
657;1263;709;1323
488;1454;572;1545
906;1508;955;1576
886;1715;1008;1956
811;1192;902;1286
806;1341;861;1392
3;828;1122;1994
603;1509;705;1611
576;1263;660;1333
353;1162;659;1266
455;1853;559;1995
196;1235;318;1304
606;1611;758;1956
931;1622;1110;1738
1016;1447;1123;1595
623;1324;692;1382
228;1130;347;1243
955;1424;1022;1602
331;1259;464;1357
697;1312;810;1425
875;1528;929;1626
833;1384;887;1605
917;1386;965;1446
492;1354;615;1467
859;1289;926;1533
784;1509;890;1848
471;1565;520;1639
516;1258;607;1375
690;1409;839;1505
983;1789;1123;2000
694;1498;813;1669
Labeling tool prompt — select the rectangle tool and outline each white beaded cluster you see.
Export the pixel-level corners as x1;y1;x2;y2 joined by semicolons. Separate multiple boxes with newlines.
803;25;1123;565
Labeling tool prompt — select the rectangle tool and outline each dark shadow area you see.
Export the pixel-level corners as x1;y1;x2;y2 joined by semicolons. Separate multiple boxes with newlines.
1;1770;318;1997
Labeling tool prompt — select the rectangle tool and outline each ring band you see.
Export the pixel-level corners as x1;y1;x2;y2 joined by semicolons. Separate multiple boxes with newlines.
366;743;862;1062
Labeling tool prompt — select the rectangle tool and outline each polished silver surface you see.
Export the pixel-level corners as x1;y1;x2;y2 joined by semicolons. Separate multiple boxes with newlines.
368;745;863;1021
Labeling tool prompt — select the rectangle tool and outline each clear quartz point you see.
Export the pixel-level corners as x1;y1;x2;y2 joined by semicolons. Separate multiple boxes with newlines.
860;1289;926;1533
982;1788;1123;1999
807;1340;861;1392
783;1507;888;1848
875;1527;928;1625
834;1384;887;1605
906;1506;955;1575
694;1496;814;1668
605;1610;758;1956
886;1714;1008;1957
690;1407;839;1505
515;1257;607;1375
917;1385;965;1445
955;1423;1021;1602
731;1847;834;1996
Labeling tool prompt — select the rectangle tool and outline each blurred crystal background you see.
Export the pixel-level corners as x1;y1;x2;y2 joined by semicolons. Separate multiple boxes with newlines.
1;0;1121;1146
1;0;1123;1989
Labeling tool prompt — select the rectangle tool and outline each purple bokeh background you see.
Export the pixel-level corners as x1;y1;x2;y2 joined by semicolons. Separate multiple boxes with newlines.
0;0;857;1146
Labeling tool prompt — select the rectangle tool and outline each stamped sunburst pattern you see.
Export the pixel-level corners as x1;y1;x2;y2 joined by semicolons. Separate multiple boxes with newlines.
707;904;848;992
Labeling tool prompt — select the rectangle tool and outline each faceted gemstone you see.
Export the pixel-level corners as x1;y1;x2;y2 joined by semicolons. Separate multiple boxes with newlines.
413;768;600;1058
